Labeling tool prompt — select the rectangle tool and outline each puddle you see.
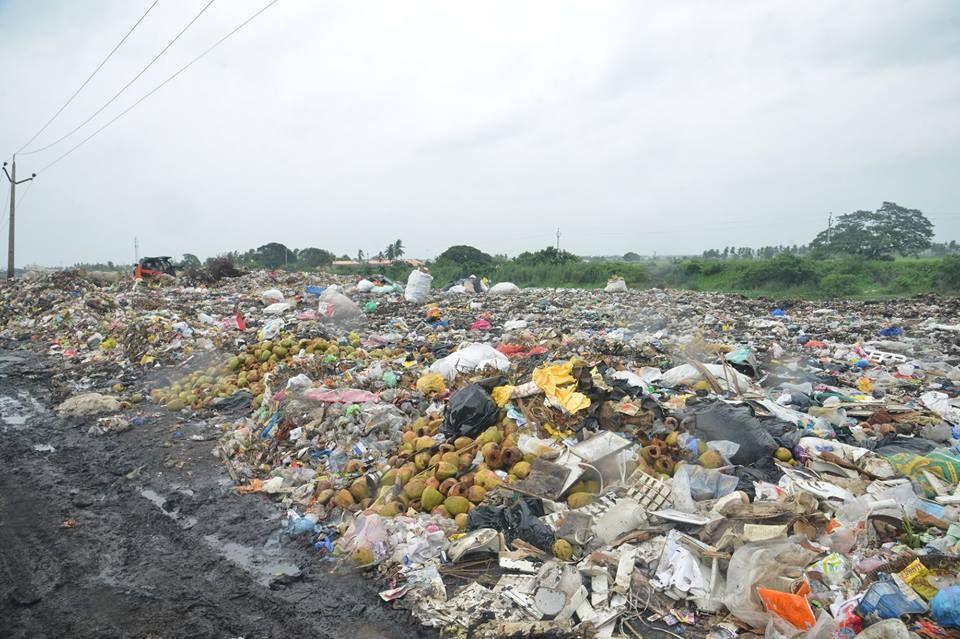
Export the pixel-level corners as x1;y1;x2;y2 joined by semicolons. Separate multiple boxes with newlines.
203;533;301;586
139;488;198;529
0;390;46;430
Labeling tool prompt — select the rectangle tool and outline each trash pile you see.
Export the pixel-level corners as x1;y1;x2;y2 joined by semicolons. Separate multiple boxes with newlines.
4;269;960;638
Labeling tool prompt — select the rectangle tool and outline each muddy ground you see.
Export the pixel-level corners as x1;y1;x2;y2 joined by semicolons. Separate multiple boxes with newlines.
0;350;435;639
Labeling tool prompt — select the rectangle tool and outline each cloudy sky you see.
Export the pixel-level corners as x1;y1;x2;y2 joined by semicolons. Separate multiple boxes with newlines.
1;1;958;266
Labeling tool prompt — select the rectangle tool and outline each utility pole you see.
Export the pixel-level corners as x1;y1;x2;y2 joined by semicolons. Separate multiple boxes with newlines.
555;227;561;251
3;155;37;279
827;213;833;244
134;236;139;264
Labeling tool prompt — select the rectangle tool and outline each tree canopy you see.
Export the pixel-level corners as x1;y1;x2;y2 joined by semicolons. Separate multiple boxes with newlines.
515;246;581;265
298;247;335;267
810;202;933;259
180;253;201;268
254;243;297;268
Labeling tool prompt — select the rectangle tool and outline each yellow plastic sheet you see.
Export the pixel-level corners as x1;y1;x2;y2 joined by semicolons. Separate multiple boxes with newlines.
491;385;514;407
416;373;447;395
532;361;591;414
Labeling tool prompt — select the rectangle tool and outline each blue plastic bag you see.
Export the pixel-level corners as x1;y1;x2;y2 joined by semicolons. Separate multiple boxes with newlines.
931;586;960;628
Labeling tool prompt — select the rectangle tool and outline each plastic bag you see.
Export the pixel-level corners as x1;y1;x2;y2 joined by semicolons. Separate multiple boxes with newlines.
467;497;554;552
673;463;739;501
931;586;960;628
356;278;374;292
661;364;753;393
723;540;819;628
428;342;511;381
258;318;285;340
604;277;627;292
260;288;284;305
758;587;816;630
487;282;520;295
263;302;292;315
404;269;433;303
442;384;499;439
318;288;361;319
690;404;779;465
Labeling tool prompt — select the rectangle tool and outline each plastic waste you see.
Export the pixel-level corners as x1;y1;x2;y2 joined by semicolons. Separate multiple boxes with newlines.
723;540;819;628
690;403;779;465
404;269;433;303
930;586;960;628
356;278;374;292
853;619;911;639
260;288;284;305
318;288;361;319
487;282;520;295
467;497;554;552
856;577;928;619
441;384;499;439
661;363;753;393
258;317;285;340
604;277;627;292
673;463;739;502
428;342;510;381
263;302;292;315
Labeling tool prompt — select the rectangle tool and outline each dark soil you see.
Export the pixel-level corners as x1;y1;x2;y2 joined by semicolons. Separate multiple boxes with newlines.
0;351;434;639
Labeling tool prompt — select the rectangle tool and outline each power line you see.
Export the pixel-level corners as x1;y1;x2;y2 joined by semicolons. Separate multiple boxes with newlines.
21;0;217;157
16;1;161;154
38;0;281;174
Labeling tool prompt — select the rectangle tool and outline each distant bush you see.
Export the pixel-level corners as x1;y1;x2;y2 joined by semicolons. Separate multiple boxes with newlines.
820;273;860;297
940;256;960;291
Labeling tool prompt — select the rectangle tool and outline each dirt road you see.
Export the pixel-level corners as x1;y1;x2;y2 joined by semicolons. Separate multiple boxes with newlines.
0;351;433;639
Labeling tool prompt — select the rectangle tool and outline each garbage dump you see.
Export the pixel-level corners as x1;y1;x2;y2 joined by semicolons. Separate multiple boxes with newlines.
3;268;960;638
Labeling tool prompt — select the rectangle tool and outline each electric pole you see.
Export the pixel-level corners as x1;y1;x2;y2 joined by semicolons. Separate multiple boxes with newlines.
555;227;561;251
3;155;37;279
827;213;833;244
134;236;139;263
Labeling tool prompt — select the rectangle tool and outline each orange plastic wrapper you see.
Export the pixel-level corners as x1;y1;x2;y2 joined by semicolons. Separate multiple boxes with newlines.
758;587;816;630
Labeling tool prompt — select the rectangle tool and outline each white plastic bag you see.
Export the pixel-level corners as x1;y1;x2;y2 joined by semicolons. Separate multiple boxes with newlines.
487;282;520;296
263;302;292;315
259;318;285;340
318;289;361;319
661;363;753;393
405;270;433;303
260;288;284;305
605;277;627;292
428;343;511;381
356;278;374;292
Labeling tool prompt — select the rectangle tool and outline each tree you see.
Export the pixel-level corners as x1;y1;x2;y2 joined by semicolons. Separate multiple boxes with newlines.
180;253;201;268
356;249;365;263
514;246;581;265
254;243;296;268
298;247;335;267
436;245;494;267
623;251;642;261
435;245;495;279
393;239;405;259
810;202;934;259
385;244;396;261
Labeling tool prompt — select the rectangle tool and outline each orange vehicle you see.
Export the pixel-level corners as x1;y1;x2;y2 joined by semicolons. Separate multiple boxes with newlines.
134;256;176;279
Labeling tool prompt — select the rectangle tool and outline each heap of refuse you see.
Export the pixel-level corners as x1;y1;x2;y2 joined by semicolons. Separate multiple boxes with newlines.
4;269;960;637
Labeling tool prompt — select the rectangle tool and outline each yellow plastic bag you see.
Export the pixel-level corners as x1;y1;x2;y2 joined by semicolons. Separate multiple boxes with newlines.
491;385;514;407
416;373;447;395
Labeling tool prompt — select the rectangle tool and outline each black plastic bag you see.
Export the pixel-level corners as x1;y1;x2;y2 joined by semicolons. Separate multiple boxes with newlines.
733;457;783;498
442;384;499;439
467;497;555;552
690;403;778;465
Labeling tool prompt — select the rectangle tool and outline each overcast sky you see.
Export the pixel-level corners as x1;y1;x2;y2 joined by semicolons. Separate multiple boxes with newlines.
1;1;958;266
